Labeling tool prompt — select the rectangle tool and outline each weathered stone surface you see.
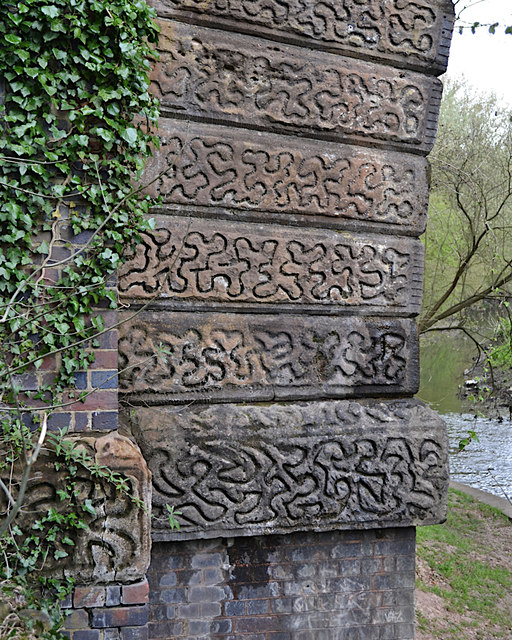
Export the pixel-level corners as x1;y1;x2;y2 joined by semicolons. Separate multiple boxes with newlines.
119;216;424;315
150;0;454;74
127;399;448;540
153;22;443;152
143;119;429;234
118;312;419;402
1;433;151;584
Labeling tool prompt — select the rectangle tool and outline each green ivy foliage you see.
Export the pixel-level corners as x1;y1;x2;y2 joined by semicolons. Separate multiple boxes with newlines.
0;1;160;636
0;0;159;392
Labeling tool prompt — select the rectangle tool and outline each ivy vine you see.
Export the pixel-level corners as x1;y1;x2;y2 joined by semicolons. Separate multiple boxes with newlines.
0;1;160;637
0;0;159;390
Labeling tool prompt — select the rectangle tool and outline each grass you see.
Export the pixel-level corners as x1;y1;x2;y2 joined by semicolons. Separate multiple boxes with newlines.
416;488;512;638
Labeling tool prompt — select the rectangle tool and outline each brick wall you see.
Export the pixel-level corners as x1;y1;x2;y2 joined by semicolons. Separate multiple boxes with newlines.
62;580;149;640
148;528;416;640
19;208;119;433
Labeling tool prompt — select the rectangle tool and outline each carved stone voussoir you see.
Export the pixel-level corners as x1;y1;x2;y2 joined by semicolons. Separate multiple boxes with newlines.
119;216;424;315
149;0;454;74
152;22;443;152
118;312;419;402
1;433;151;585
127;399;449;540
143;119;429;234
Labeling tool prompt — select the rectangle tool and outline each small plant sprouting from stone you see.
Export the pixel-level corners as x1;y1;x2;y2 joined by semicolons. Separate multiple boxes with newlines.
165;504;182;531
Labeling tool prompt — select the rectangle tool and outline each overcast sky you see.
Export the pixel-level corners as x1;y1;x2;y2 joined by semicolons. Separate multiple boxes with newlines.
446;0;512;106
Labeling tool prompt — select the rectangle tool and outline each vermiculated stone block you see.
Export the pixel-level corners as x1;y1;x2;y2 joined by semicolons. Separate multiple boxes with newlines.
152;22;443;153
149;0;454;74
141;120;429;235
118;312;420;403
128;399;448;540
119;216;424;315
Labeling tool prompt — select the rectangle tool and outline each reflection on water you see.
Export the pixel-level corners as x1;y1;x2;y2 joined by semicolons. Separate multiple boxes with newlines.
418;332;477;414
445;412;512;500
419;331;512;499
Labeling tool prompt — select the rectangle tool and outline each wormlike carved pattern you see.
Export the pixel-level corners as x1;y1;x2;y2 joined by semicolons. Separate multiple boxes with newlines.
118;312;418;401
151;0;452;70
153;22;441;149
143;120;427;231
0;433;151;583
129;400;449;539
119;217;423;313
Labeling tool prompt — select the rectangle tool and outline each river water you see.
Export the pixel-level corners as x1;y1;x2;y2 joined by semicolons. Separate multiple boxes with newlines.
419;332;512;499
442;412;512;499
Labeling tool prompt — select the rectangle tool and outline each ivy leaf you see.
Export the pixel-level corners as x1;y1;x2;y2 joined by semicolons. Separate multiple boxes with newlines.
73;316;86;332
96;128;114;143
52;48;67;61
41;6;60;18
36;240;50;254
121;127;138;145
82;500;96;516
55;322;70;334
5;34;22;45
52;184;67;197
2;202;22;221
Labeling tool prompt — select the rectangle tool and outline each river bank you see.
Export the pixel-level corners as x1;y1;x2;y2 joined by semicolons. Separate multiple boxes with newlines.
459;354;512;420
419;330;512;497
415;486;512;639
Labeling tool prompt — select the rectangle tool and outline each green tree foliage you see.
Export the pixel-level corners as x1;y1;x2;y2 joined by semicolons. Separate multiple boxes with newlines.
420;79;512;334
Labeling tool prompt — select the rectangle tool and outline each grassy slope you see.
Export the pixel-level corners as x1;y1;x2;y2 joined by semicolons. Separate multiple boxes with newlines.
416;488;512;639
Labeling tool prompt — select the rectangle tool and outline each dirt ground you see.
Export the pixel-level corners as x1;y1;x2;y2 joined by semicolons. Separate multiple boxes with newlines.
415;491;512;640
415;557;512;640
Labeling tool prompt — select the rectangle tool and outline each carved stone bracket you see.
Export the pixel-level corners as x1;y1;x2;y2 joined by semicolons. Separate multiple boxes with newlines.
127;399;449;541
1;433;151;585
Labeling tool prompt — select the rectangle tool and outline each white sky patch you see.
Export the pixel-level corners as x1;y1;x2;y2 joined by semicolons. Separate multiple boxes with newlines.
446;0;512;106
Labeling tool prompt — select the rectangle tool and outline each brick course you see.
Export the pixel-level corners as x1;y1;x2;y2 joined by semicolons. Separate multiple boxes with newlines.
123;581;150;605
74;586;106;609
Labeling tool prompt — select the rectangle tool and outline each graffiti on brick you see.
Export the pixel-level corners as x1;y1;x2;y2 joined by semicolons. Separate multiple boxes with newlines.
129;400;448;538
153;23;442;149
118;313;419;401
143;120;428;231
151;0;453;71
119;217;423;313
